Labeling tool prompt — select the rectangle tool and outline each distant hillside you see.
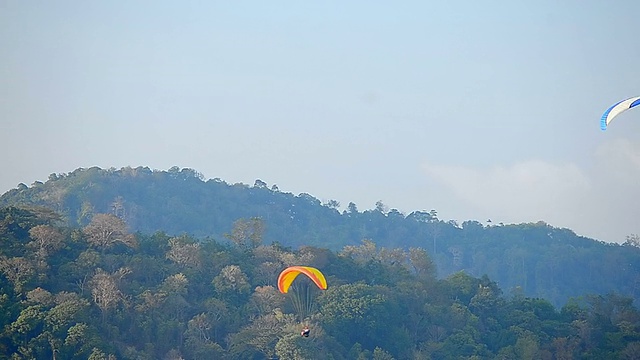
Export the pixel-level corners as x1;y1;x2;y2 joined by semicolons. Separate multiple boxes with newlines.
3;205;639;359
2;166;639;307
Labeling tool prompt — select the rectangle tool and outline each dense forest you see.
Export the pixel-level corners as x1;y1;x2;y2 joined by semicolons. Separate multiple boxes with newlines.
1;166;639;309
1;205;640;359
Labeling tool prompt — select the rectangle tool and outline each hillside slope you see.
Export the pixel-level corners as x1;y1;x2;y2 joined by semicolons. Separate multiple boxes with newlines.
2;166;639;307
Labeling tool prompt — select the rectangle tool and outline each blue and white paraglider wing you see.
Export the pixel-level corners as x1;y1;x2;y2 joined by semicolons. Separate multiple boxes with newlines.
601;96;640;130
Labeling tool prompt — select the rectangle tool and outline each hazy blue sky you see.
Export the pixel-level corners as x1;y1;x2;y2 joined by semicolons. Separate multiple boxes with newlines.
2;1;639;243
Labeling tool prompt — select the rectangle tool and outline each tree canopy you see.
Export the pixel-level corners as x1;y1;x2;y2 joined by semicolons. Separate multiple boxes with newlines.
1;166;639;308
0;206;639;359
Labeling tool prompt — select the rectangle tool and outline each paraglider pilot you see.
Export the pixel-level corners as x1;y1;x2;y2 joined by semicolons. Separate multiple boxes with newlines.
301;325;310;337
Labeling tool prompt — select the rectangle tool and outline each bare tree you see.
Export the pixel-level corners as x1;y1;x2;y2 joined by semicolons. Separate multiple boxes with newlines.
83;213;136;250
110;196;126;219
28;225;65;268
340;239;378;264
225;218;264;250
448;246;463;268
90;268;129;321
166;237;202;269
26;287;54;306
185;313;211;341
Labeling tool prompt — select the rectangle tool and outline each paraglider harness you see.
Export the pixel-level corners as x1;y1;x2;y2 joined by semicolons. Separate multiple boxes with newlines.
301;327;310;337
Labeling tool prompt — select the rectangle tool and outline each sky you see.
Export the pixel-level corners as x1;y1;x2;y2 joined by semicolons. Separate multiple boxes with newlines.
1;1;639;243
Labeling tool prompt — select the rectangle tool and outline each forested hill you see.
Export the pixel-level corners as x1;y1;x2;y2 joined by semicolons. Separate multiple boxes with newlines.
1;166;639;307
1;206;640;359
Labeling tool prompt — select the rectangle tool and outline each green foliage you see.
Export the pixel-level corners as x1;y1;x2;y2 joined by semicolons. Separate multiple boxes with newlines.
2;167;640;358
3;167;639;309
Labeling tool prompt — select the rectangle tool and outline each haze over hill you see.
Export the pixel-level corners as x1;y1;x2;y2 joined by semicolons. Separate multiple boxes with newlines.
2;166;639;308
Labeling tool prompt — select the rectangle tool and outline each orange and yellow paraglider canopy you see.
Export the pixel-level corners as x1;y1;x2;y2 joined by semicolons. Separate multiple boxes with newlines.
277;266;327;294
